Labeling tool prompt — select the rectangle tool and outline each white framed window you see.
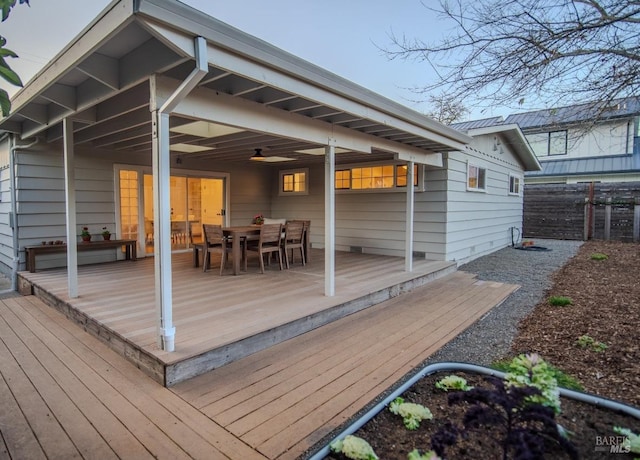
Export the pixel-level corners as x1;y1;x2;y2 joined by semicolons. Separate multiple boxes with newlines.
508;174;521;195
279;168;308;195
334;162;422;192
467;163;487;192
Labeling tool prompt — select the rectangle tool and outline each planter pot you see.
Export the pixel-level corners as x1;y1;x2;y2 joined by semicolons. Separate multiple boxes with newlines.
317;363;640;460
81;236;91;242
102;234;111;241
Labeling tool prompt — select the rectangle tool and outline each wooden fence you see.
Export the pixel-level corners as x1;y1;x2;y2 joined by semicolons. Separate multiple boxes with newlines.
523;182;640;241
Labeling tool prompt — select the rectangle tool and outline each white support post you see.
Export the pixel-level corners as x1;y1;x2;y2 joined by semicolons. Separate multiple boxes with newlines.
150;36;208;352
63;118;79;298
152;110;175;352
324;144;335;296
405;161;414;272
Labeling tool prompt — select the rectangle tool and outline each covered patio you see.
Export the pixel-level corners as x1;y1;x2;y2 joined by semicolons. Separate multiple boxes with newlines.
18;250;458;386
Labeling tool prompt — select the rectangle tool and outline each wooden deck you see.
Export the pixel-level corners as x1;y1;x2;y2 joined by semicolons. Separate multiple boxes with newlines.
1;270;518;459
17;250;458;386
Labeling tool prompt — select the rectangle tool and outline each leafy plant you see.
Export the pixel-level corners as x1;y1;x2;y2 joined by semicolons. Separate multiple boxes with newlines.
80;227;91;237
0;0;29;116
548;295;573;306
329;435;378;460
492;357;583;391
430;377;578;460
613;426;640;455
502;353;562;413
590;252;609;261
576;335;608;352
435;374;473;392
388;397;433;430
407;449;442;460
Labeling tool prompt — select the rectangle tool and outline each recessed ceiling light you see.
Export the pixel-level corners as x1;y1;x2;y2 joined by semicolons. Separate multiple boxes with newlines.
170;143;212;153
170;121;244;138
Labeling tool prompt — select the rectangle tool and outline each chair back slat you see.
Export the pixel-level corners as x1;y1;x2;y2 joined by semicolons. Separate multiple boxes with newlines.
202;224;224;246
284;221;304;242
259;224;283;245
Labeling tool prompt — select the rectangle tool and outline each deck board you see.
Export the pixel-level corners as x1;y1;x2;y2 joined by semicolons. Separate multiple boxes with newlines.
170;272;518;459
8;251;519;459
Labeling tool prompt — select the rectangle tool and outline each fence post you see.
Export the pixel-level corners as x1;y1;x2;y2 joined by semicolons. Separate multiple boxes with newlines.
583;197;590;241
634;197;640;243
604;197;612;240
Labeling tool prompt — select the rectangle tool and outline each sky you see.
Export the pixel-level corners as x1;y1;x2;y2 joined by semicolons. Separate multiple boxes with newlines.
0;0;509;121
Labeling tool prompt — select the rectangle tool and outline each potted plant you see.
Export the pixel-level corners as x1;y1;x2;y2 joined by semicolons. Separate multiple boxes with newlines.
101;227;112;241
80;227;91;242
253;213;264;225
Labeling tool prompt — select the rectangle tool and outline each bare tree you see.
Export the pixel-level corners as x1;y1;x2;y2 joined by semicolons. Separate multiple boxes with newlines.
425;92;468;124
386;0;640;117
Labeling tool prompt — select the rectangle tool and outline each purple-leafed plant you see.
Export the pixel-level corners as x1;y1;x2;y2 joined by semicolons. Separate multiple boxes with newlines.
430;377;578;460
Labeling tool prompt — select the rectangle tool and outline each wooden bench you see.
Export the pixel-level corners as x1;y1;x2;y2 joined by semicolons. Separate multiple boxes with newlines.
24;239;137;273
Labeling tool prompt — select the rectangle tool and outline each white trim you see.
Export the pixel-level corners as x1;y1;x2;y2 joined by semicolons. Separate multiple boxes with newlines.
63;118;79;299
508;174;522;196
466;161;487;192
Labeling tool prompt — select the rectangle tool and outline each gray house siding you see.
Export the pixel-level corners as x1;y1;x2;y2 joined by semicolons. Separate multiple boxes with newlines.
444;145;525;264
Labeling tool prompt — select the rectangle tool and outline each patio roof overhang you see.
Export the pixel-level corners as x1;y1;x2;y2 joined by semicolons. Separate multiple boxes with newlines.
0;0;471;166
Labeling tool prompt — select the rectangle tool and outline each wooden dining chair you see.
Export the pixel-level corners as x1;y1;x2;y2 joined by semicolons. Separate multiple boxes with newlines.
283;221;306;269
245;223;283;273
202;224;230;275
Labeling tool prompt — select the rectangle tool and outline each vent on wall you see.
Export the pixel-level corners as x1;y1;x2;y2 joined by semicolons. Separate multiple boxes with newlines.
412;251;426;259
350;246;363;253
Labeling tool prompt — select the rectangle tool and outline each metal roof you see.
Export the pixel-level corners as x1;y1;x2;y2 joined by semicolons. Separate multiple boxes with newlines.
504;97;640;130
450;116;504;131
525;154;640;177
0;0;470;166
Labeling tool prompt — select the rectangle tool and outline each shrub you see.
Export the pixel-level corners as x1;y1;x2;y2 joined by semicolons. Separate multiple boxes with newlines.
548;295;573;306
576;335;608;352
492;357;583;391
590;252;609;261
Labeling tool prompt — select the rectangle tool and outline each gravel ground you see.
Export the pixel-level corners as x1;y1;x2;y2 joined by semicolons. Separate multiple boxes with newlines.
424;238;583;366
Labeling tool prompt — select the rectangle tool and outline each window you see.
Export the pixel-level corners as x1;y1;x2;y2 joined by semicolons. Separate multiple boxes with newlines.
279;168;308;195
526;130;568;157
509;174;521;195
467;163;486;191
334;163;420;191
395;164;419;187
335;169;351;189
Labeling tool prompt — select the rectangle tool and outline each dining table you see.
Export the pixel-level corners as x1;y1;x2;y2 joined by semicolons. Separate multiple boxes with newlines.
222;225;261;275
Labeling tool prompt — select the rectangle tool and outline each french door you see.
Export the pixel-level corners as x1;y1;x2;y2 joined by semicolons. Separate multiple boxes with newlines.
117;166;227;255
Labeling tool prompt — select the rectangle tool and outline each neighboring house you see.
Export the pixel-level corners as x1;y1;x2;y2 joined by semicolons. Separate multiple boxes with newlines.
0;0;539;348
503;98;640;184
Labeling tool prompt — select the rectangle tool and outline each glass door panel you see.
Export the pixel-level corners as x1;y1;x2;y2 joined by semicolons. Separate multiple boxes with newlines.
119;170;139;243
143;174;154;254
138;173;225;254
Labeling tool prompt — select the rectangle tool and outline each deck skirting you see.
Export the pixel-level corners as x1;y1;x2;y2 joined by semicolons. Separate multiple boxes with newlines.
17;251;457;386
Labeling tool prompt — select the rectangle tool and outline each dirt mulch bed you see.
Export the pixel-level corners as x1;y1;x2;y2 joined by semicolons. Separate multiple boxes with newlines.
328;240;640;459
511;240;640;408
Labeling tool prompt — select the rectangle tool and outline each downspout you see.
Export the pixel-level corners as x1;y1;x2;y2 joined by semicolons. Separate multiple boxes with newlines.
153;36;208;352
9;136;39;292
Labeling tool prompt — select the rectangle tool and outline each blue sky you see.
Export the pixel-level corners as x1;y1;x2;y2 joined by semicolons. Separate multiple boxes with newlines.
1;0;508;120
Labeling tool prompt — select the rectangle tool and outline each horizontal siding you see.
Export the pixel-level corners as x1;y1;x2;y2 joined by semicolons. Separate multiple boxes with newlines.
0;156;12;274
445;142;525;264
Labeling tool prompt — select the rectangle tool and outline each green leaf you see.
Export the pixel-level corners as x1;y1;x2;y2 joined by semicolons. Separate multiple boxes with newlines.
0;58;23;86
0;47;18;58
0;88;11;117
